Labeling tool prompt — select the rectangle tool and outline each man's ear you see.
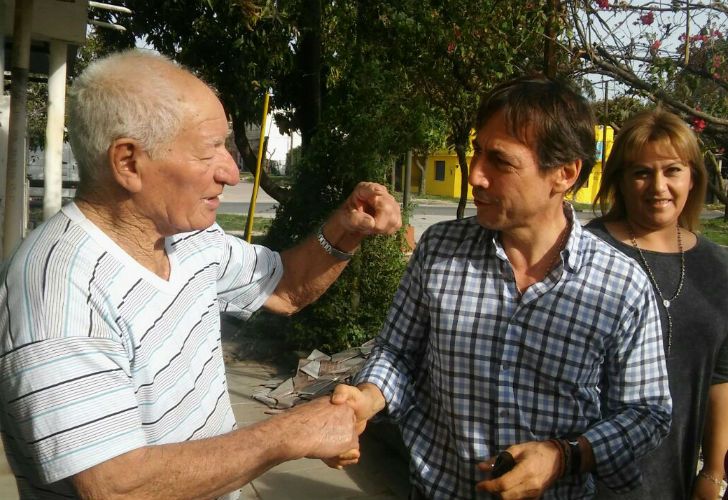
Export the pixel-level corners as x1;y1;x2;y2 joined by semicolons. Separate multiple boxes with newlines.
552;159;582;195
108;138;145;193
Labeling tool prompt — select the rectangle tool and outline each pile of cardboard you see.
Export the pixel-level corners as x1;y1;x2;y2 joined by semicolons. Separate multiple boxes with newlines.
253;340;375;411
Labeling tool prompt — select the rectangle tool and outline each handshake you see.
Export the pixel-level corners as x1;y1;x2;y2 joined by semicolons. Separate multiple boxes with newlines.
271;382;385;465
297;382;564;500
319;383;387;469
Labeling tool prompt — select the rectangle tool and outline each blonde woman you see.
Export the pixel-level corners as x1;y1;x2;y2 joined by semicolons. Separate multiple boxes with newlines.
588;109;728;500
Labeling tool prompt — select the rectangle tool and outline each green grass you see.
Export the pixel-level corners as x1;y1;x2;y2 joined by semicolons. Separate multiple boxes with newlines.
701;217;728;246
215;213;273;234
239;173;292;188
570;201;597;213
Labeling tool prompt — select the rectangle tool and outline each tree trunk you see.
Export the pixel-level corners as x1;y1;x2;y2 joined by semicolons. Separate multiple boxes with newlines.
707;179;727;205
230;111;291;204
455;144;469;219
415;156;427;195
451;119;472;220
297;0;322;151
543;0;560;78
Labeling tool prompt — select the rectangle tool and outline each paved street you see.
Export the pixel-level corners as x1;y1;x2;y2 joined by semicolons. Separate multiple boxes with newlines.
219;180;601;243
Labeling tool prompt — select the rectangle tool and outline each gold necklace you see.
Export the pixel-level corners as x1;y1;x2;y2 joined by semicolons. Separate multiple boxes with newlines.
627;224;685;354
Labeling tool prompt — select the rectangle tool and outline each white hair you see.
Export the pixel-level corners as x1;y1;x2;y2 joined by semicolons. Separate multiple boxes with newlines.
68;50;191;190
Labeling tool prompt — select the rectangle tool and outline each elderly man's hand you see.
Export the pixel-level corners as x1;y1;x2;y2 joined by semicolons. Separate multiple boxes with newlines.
280;396;360;461
321;383;387;469
475;440;562;499
334;182;401;237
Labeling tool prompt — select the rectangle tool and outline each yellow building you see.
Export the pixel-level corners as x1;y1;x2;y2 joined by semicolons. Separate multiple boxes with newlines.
414;125;614;204
567;125;614;204
416;150;474;200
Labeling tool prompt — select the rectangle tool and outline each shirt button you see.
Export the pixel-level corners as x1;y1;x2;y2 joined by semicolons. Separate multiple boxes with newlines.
501;363;509;371
499;409;509;417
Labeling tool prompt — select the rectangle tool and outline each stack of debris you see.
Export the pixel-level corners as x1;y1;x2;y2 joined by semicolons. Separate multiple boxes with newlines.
253;339;376;411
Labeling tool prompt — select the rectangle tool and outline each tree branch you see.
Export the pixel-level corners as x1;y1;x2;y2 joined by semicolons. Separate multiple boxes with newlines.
605;1;728;15
577;45;728;133
620;54;728;92
707;179;728;205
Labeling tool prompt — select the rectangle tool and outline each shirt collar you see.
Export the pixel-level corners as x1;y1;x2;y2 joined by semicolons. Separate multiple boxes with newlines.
562;202;581;274
491;202;583;274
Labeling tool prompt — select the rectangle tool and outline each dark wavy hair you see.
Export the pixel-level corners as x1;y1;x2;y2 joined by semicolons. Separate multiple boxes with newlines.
476;76;596;193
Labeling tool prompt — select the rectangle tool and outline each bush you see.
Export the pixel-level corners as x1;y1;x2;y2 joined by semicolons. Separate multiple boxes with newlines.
261;232;408;352
246;130;409;352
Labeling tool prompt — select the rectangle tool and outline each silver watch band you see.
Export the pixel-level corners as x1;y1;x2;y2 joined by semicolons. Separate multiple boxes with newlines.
316;225;356;261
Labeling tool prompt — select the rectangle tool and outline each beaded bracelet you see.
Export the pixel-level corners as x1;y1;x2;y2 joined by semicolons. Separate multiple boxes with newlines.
548;439;568;479
698;470;724;486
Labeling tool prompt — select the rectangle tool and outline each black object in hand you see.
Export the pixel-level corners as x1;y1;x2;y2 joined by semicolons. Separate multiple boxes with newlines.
490;451;516;478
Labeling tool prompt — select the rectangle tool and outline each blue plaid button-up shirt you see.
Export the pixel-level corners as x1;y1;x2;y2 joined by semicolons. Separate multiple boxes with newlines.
355;209;671;499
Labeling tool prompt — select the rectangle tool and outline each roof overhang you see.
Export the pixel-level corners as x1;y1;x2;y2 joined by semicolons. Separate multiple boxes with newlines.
3;0;88;44
2;0;87;76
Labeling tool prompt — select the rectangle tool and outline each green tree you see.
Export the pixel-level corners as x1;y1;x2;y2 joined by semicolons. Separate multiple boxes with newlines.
89;0;423;350
93;0;297;202
26;81;48;150
86;0;566;350
566;0;727;203
363;1;568;217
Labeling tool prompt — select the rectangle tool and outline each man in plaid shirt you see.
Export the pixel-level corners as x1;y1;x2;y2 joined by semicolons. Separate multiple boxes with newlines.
331;77;671;499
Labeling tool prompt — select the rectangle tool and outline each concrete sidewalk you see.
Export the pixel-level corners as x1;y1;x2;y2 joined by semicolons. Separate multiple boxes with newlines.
228;359;410;500
0;354;410;500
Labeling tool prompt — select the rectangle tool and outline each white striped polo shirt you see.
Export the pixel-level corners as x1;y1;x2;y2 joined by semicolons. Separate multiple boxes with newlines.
0;202;282;498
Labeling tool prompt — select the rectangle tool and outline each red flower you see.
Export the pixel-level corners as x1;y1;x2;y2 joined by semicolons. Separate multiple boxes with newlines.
649;39;661;53
595;0;609;8
640;12;654;25
447;41;456;54
691;117;706;133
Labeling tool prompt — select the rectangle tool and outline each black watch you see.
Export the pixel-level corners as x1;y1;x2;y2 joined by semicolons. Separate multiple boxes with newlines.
566;439;582;475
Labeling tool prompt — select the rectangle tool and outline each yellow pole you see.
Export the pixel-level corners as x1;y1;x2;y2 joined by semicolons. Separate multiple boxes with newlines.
244;91;270;242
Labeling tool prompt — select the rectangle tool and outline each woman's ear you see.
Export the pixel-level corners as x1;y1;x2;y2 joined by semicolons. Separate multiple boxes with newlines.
108;138;145;193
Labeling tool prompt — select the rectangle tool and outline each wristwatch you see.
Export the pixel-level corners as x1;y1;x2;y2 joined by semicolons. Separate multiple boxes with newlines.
566;438;582;475
317;225;356;261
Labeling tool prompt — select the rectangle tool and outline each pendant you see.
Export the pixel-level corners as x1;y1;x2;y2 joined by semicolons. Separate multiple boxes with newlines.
663;299;670;308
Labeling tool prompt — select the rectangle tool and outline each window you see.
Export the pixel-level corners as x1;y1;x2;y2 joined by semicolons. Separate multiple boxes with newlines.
435;160;446;181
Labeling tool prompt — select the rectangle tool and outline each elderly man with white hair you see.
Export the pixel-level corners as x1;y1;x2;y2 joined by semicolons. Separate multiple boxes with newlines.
0;50;401;499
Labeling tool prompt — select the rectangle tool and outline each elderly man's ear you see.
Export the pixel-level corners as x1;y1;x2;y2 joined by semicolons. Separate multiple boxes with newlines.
108;138;145;193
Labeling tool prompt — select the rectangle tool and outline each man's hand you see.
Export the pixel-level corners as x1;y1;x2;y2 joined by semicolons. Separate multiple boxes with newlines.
281;396;360;460
265;183;400;315
331;182;401;238
476;440;562;499
331;383;384;432
71;395;361;499
321;383;387;469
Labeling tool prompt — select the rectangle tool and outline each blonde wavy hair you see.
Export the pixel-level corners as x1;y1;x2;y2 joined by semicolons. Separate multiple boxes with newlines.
593;109;707;231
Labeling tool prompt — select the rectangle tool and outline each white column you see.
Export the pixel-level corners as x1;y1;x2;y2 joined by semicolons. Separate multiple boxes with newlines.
43;40;67;220
3;0;33;258
0;8;7;253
